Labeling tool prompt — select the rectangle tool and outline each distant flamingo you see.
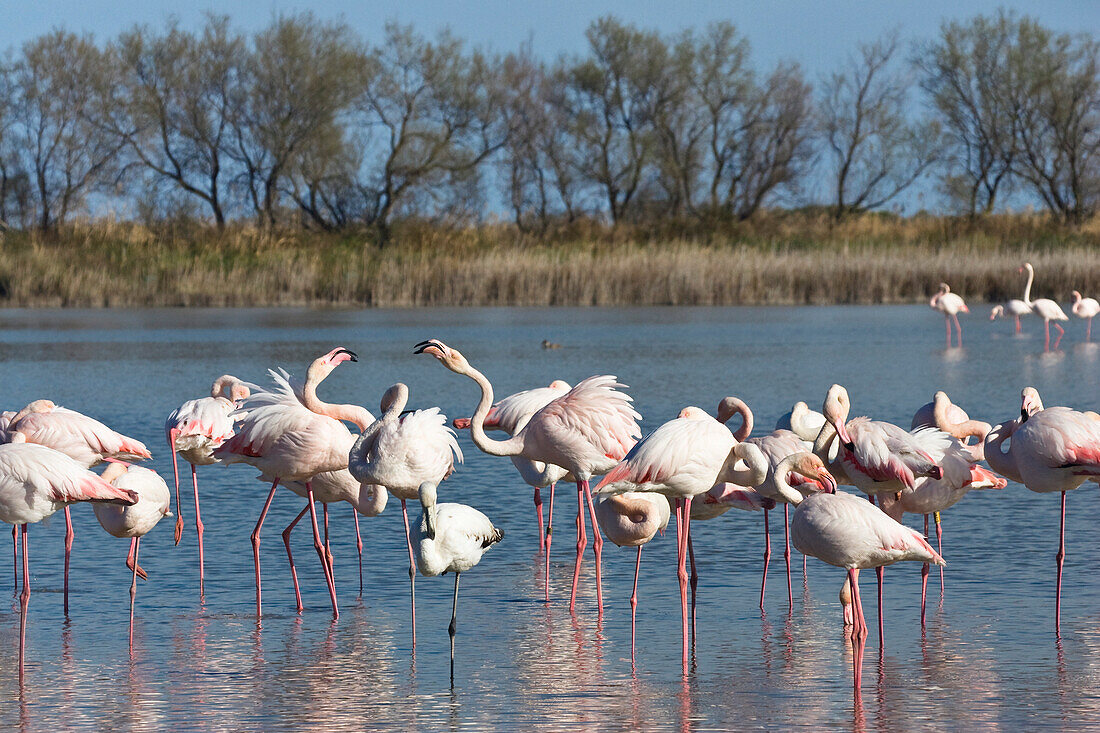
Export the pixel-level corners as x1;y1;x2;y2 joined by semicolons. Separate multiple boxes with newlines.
791;456;944;694
990;300;1031;334
930;283;968;347
1021;263;1069;350
4;400;152;614
411;481;503;682
348;382;462;642
453;380;572;560
165;374;249;596
1071;291;1100;341
92;463;171;648
415;339;640;615
0;443;138;678
984;387;1100;632
214;348;372;619
595;407;766;665
595;491;669;660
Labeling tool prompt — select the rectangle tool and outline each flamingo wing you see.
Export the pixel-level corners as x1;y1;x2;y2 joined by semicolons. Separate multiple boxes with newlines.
476;383;572;434
0;443;138;507
595;416;732;495
10;408;151;465
533;375;641;465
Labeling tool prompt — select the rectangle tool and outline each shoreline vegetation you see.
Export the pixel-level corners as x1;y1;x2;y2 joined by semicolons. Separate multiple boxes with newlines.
2;214;1099;308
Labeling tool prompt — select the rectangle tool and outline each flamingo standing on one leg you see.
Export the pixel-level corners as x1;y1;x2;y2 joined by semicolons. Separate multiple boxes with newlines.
1071;291;1100;341
348;383;462;643
929;283;968;347
410;481;503;684
4;400;152;615
789;453;944;697
595;491;669;661
984;387;1100;633
91;463;171;649
165;375;249;597
1021;263;1069;351
990;301;1031;335
415;339;640;616
213;348;373;619
0;443;138;679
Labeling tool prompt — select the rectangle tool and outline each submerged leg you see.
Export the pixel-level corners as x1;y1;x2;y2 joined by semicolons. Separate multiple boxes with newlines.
353;507;363;598
307;484;339;619
1014;315;1021;334
582;480;604;613
1088;317;1094;342
921;514;929;628
944;315;951;348
568;481;586;613
935;511;944;594
675;499;689;667
688;533;698;636
450;572;461;685
1045;320;1052;351
760;508;771;610
1056;490;1066;635
544;482;555;603
191;464;205;597
631;546;641;661
169;430;184;545
281;504;310;613
129;537;140;650
323;503;333;575
251;479;279;617
783;504;793;612
11;524;16;592
18;524;29;683
63;506;74;616
849;568;865;696
534;487;544;553
1053;322;1065;350
952;313;963;347
402;499;416;644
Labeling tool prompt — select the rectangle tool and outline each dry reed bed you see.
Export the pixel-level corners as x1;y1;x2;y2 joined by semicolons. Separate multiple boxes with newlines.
2;223;1099;307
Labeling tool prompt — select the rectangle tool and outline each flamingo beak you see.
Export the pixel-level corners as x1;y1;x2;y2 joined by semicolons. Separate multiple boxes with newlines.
335;348;358;363
414;339;445;357
834;420;855;451
819;469;838;494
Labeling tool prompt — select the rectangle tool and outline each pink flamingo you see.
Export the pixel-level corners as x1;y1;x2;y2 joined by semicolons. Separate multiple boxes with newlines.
594;491;669;661
1071;291;1100;341
213;348;373;619
790;457;944;695
0;443;138;678
1021;263;1069;350
4;400;152;614
775;401;826;442
165;374;249;596
415;339;640;615
990;300;1031;334
348;382;462;642
929;283;968;347
92;463;171;648
984;387;1100;633
595;406;766;665
453;380;572;561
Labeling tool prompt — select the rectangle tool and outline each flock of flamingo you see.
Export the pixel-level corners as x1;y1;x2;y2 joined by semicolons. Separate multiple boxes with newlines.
2;261;1099;699
937;262;1100;349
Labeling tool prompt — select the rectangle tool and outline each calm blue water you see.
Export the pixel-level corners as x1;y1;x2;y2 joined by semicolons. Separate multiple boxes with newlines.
1;305;1100;731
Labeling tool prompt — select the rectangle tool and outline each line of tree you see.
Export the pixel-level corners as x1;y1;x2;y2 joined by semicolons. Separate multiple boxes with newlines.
1;9;1098;236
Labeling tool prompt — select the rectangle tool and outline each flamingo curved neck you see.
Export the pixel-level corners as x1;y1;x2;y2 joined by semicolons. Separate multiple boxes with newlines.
605;492;656;520
302;369;373;431
463;364;524;458
769;456;807;505
983;422;1022;483
1023;265;1035;307
720;446;768;487
719;397;753;441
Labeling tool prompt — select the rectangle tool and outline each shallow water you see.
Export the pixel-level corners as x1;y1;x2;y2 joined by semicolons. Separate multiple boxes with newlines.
1;305;1099;731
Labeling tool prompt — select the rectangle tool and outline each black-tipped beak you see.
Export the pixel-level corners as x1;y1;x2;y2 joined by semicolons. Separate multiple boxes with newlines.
413;340;436;354
1020;409;1029;422
336;348;358;362
843;440;855;452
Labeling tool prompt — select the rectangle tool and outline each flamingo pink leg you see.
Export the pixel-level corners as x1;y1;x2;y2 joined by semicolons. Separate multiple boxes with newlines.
191;464;204;596
760;508;771;609
352;507;363;597
544;482;555;603
568;482;587;613
582;480;604;612
401;498;416;643
849;568;865;695
687;533;698;636
63;505;73;616
251;478;280;617
674;499;687;665
934;512;944;594
281;504;310;613
1014;315;1021;334
11;524;16;591
168;429;184;545
1044;320;1052;351
533;487;544;552
126;538;147;580
1088;317;1093;342
920;514;929;628
19;524;29;683
952;313;963;347
944;315;951;348
1053;322;1065;350
306;483;338;619
128;537;140;650
630;545;641;661
1056;490;1066;634
783;504;793;611
323;503;333;575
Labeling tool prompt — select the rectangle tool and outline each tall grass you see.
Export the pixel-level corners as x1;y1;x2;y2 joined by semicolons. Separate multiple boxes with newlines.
2;214;1099;307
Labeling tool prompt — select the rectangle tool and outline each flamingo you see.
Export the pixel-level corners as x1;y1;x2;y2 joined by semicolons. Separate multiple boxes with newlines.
930;283;968;347
414;339;640;615
213;348;373;619
0;443;138;678
990;301;1031;334
983;387;1100;632
775;401;826;443
1021;263;1069;350
92;463;171;648
348;382;462;642
789;453;944;694
453;380;572;563
594;491;669;660
165;374;249;596
595;407;766;665
1071;291;1100;341
4;399;152;614
410;481;503;682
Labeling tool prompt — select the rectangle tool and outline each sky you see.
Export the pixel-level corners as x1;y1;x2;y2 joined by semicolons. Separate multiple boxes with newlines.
2;1;1097;71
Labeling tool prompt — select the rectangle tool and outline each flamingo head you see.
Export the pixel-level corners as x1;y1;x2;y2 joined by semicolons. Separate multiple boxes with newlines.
716;396;748;424
211;375;251;404
306;347;358;384
822;384;854;450
548;379;571;390
10;399;56;426
990;305;1003;320
678;406;709;420
1021;387;1044;420
419;481;439;538
939;282;951;293
380;382;409;413
415;339;469;374
792;453;837;494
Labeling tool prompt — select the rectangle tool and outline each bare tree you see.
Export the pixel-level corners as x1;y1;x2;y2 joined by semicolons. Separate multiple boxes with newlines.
820;32;940;219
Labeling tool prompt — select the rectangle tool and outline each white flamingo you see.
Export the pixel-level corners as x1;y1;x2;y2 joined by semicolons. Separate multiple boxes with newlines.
990;300;1031;334
1021;262;1069;350
1071;290;1100;341
929;283;968;347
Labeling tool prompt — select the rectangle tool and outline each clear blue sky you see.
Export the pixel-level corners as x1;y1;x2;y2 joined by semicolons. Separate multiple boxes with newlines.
2;1;1097;71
